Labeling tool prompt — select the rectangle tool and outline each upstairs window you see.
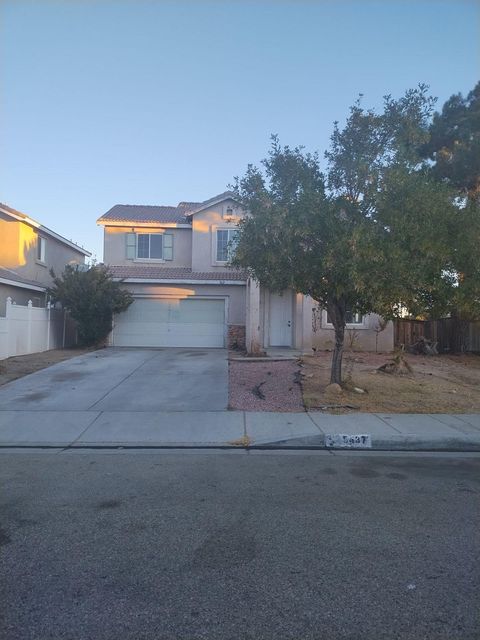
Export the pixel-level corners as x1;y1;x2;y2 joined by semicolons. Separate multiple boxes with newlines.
137;233;163;259
37;236;46;263
216;229;238;262
126;233;173;261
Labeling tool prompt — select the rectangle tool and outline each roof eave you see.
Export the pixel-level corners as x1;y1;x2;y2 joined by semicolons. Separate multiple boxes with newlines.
97;220;191;228
112;277;246;285
0;277;46;292
185;192;242;217
0;205;91;256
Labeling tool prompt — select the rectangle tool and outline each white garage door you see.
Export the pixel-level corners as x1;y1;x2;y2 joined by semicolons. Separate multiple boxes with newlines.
113;298;226;348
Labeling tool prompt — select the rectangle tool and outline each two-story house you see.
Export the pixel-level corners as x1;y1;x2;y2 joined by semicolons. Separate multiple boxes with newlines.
98;191;394;353
0;203;91;315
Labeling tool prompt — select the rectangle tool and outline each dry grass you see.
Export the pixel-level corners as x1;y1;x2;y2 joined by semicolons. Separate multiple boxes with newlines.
228;434;252;447
302;351;480;414
0;348;93;387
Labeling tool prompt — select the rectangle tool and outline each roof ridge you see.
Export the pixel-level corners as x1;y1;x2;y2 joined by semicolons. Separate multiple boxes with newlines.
115;203;178;209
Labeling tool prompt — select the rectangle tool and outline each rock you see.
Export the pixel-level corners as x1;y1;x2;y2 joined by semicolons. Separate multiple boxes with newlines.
353;387;367;394
325;383;343;395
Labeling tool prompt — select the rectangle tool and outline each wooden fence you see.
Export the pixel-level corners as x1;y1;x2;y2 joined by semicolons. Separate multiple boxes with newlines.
394;319;480;353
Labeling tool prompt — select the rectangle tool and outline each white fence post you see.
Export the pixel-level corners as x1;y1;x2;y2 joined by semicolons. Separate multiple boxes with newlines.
46;302;51;351
26;300;33;353
5;297;13;357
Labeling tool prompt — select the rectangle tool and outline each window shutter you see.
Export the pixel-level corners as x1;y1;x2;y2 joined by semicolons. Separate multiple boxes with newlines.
126;233;136;259
163;234;173;261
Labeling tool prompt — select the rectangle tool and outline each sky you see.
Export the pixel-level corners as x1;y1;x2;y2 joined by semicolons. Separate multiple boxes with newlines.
1;0;479;262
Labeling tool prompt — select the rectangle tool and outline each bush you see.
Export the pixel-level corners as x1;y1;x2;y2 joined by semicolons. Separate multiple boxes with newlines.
48;264;133;346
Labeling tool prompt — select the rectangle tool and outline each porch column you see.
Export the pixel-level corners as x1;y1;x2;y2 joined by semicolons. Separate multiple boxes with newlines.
301;295;314;352
245;278;262;355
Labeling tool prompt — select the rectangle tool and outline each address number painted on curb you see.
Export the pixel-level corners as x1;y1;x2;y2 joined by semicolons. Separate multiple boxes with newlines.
325;434;372;448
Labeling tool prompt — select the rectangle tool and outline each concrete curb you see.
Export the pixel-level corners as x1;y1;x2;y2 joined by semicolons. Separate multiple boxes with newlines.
0;409;479;452
244;433;480;452
1;435;480;452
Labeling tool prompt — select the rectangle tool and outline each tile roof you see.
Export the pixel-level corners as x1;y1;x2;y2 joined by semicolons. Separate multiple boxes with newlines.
108;265;247;282
183;191;237;216
177;202;202;209
98;204;193;224
98;191;239;225
0;266;46;289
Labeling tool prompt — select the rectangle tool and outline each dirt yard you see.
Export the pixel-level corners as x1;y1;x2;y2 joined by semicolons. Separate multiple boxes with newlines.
0;348;93;387
302;351;480;414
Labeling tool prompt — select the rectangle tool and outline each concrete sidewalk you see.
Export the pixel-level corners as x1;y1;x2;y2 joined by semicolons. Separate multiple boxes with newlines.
0;409;479;450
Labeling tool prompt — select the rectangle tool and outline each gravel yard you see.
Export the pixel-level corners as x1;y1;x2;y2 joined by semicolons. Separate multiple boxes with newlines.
229;352;480;414
228;360;304;412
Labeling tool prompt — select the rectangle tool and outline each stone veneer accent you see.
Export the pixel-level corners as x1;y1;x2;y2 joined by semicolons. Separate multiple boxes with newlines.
228;324;246;350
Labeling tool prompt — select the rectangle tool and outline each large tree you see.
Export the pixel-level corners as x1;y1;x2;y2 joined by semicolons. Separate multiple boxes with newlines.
421;82;480;201
420;82;480;350
232;87;456;384
48;264;133;346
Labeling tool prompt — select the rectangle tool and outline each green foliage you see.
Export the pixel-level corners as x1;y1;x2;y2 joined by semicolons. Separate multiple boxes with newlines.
421;82;480;200
232;86;461;382
48;264;133;346
420;82;480;329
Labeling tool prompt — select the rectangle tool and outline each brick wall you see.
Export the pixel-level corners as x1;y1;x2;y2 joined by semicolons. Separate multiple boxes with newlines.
228;324;246;350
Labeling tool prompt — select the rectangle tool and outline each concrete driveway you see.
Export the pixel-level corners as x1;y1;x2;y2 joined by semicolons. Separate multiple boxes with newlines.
0;348;228;412
1;347;479;450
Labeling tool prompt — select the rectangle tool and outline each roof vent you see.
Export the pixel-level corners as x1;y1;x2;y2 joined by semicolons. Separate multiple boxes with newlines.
224;205;235;222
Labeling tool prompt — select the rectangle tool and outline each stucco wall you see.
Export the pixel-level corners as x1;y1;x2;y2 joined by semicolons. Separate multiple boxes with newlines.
0;212;86;286
124;282;246;325
0;212;21;267
103;226;192;267
101;199;246;273
191;199;245;273
259;289;314;352
0;283;46;316
312;311;394;352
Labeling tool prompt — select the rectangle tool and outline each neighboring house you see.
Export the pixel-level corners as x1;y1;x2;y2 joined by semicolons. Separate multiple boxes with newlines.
0;203;91;314
98;191;394;353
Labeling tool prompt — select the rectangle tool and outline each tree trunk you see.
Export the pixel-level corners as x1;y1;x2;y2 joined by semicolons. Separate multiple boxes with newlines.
328;300;346;385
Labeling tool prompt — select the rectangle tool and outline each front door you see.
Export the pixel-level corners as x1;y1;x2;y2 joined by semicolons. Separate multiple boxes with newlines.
269;291;293;346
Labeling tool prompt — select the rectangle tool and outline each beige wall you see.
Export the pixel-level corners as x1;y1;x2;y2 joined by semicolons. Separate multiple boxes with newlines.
259;289;314;352
101;199;246;272
255;287;393;353
125;282;246;325
0;212;87;286
191;199;245;272
312;311;394;352
0;212;21;267
103;225;192;267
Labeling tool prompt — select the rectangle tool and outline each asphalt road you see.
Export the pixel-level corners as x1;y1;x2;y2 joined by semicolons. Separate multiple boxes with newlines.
1;450;479;640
